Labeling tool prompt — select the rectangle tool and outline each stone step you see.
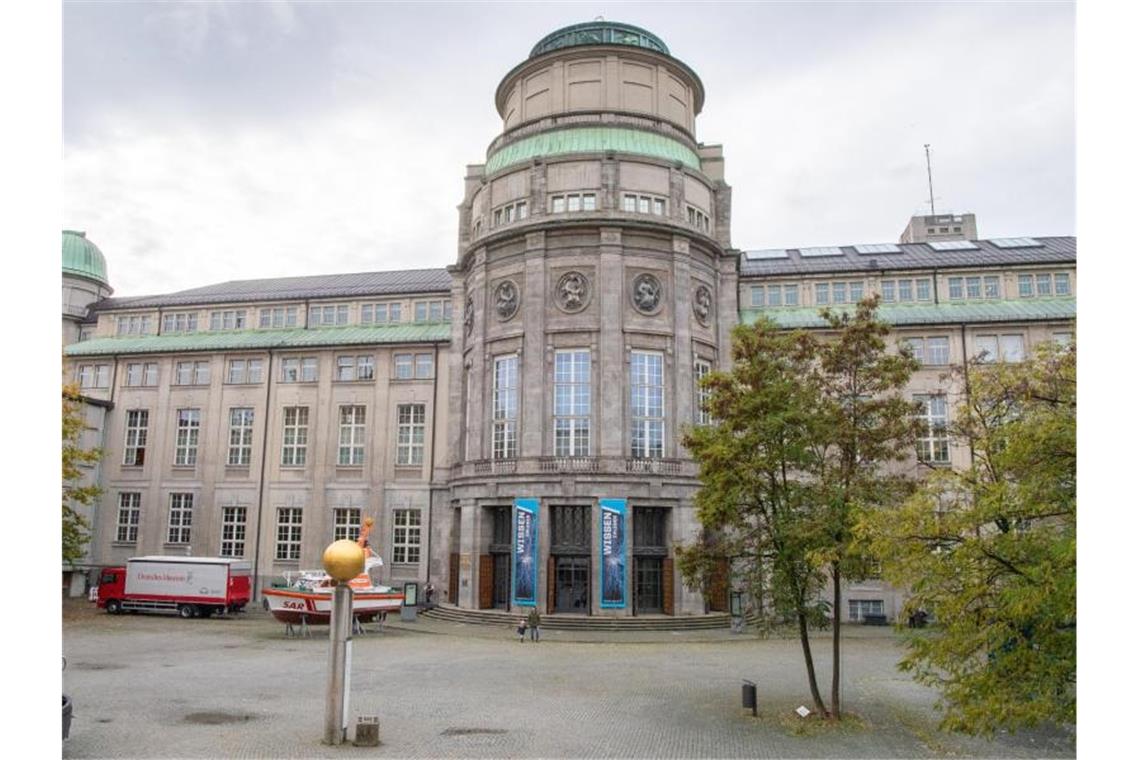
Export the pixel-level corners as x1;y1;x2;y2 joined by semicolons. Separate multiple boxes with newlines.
421;604;733;631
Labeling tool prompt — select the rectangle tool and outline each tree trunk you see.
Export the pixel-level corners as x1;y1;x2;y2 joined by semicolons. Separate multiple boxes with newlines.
797;611;829;716
830;563;841;720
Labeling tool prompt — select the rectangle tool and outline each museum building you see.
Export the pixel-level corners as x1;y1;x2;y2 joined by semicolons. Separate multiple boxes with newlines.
62;22;1076;622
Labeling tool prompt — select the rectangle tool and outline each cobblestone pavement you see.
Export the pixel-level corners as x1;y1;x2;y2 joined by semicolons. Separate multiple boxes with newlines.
62;601;1073;759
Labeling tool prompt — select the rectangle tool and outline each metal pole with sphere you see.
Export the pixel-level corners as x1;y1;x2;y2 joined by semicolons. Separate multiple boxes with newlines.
321;538;365;745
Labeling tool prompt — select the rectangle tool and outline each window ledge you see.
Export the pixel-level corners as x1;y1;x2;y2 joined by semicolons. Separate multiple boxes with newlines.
110;541;137;548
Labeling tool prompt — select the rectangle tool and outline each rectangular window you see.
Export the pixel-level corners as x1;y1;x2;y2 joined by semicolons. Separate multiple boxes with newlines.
881;280;895;303
848;599;884;621
1000;334;1025;362
975;335;998;362
849;282;864;302
966;276;982;299
750;286;764;308
916;278;932;301
415;353;434;379
174;409;200;466
259;306;298;329
280;357;318;383
209;310;246;330
833;282;847;304
333;508;361;542
694;358;712;426
948;277;964;300
767;286;781;307
630;351;664;458
815;283;829;305
117;315;151;336
226;358;261;384
337;405;366;466
552;195;566;213
1053;332;1073;346
220;506;247;557
227;407;255;466
281;407;309;466
582;193;596;211
926;337;950;365
392;510;422;564
567;194;581;212
78;364;111;389
1018;274;1034;298
162;312;198;333
413;300;450;322
116;493;141;543
915;394;950;464
123;409;149;466
174;360;210;386
554;350;591;456
308;304;349;326
897;279;912;302
394;353;414;379
492;355;519;459
983;275;1000;299
902;338;925;365
125;362;159;387
784;284;799;306
167;493;193;544
1036;274;1053;296
275;508;303;561
1054;273;1071;296
396;403;426;466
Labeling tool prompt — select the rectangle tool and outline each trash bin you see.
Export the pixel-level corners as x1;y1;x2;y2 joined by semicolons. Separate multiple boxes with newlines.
741;679;757;716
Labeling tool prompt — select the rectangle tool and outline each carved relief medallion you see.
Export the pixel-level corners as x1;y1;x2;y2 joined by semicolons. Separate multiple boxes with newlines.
494;280;520;321
693;285;713;326
630;273;663;315
555;271;590;313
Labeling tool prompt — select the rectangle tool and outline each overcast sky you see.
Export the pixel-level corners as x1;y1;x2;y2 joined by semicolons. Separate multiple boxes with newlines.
63;1;1075;298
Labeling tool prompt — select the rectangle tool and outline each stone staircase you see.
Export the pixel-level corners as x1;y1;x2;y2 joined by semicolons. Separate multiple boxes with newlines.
421;604;733;631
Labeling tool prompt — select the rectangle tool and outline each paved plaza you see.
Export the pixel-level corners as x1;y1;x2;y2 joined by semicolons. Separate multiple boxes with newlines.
62;600;1073;758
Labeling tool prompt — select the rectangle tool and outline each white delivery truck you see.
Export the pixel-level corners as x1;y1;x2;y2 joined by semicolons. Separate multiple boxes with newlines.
96;556;252;619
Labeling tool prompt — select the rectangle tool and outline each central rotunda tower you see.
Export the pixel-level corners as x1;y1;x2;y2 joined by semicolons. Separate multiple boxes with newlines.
442;21;736;617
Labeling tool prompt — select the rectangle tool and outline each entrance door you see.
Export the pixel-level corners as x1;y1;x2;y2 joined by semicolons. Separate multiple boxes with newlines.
555;556;590;613
634;557;663;614
491;553;510;609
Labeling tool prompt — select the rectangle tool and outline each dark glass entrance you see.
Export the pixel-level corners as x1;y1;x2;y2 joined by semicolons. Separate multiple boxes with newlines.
492;553;511;609
633;507;669;614
634;557;663;614
555;556;590;613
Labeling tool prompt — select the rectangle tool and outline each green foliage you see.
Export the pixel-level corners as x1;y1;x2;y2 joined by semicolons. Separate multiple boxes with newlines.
859;340;1076;735
63;383;100;566
680;299;919;717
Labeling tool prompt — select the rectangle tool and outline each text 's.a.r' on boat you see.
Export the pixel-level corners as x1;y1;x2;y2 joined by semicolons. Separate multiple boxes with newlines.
262;517;403;624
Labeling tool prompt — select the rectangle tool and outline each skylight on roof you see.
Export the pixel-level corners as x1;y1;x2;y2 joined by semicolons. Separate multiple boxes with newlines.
989;237;1043;249
743;249;789;260
799;246;844;257
854;243;902;255
927;240;978;251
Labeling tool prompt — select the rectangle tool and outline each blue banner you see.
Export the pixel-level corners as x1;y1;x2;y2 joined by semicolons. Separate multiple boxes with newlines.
512;498;539;606
600;498;627;608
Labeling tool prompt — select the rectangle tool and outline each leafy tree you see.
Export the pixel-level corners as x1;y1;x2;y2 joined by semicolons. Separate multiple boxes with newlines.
806;299;921;718
680;300;918;718
679;320;832;714
63;383;100;566
859;339;1076;734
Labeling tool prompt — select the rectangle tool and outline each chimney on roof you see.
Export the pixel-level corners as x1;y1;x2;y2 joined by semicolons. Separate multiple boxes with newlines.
898;212;978;244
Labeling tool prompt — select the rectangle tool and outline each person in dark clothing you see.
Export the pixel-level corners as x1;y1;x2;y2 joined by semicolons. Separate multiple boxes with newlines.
527;608;541;642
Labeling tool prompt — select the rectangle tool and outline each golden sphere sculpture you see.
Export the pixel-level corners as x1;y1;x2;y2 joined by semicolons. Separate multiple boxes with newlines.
322;540;365;583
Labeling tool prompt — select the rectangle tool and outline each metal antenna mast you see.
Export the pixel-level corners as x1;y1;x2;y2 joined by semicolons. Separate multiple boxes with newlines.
924;144;935;215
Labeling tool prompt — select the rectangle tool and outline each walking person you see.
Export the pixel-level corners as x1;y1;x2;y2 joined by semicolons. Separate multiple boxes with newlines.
527;608;541;643
516;617;527;643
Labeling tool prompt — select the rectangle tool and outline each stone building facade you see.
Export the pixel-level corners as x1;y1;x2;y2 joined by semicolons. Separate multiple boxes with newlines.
63;22;1075;622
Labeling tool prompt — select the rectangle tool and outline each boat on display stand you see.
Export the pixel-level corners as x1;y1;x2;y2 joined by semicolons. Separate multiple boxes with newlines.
262;518;404;624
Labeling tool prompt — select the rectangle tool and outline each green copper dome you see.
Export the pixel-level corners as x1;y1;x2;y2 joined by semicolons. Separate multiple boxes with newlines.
530;21;669;58
62;230;110;287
